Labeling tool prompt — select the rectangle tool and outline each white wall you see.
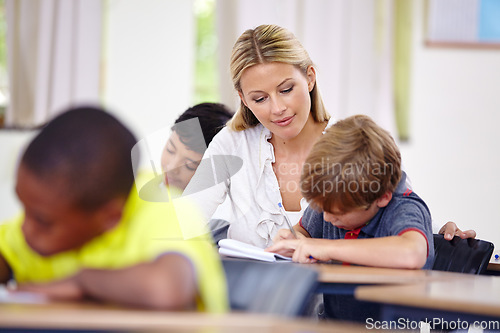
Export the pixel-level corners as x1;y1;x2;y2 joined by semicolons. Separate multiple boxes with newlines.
0;130;37;221
400;0;500;255
102;0;195;141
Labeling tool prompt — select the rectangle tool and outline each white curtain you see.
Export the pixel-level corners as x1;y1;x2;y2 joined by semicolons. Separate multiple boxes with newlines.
216;0;396;135
5;0;102;127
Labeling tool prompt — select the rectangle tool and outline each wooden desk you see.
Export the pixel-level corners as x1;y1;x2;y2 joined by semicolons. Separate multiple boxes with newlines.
314;263;461;284
0;302;371;332
311;263;464;295
488;262;500;272
355;274;500;323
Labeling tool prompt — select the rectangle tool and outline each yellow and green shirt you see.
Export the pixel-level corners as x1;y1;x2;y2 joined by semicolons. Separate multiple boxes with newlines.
0;179;228;313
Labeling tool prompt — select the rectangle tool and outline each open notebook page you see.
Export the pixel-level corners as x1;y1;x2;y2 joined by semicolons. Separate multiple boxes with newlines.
218;239;292;262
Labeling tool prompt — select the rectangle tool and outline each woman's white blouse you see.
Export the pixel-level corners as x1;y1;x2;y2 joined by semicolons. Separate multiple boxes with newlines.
183;118;336;248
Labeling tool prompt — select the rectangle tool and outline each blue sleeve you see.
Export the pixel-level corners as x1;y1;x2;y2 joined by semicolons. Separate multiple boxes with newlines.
385;198;434;269
300;206;324;238
387;199;432;237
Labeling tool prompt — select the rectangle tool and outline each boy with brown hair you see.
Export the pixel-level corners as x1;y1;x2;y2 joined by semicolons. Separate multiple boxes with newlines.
268;114;434;268
0;106;227;312
268;114;433;321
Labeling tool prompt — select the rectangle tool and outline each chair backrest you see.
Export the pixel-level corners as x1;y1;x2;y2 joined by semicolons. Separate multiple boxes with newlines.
222;258;318;317
432;234;494;274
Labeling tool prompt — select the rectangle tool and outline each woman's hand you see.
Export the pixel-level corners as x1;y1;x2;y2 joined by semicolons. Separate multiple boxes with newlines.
272;228;297;242
266;238;300;258
272;226;308;243
439;221;476;241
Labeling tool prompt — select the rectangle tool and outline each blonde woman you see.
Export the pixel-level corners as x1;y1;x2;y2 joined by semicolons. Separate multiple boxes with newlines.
184;24;473;247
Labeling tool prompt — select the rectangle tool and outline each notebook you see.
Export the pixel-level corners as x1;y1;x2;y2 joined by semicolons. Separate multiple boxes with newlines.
218;239;292;262
0;285;47;304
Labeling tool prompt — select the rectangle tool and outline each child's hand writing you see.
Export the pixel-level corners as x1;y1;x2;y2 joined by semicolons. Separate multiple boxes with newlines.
267;238;335;264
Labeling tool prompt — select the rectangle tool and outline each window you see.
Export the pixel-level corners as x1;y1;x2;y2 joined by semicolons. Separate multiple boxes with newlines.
193;0;218;104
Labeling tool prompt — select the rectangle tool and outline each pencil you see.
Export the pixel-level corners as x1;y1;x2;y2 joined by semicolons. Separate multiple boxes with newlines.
278;202;297;238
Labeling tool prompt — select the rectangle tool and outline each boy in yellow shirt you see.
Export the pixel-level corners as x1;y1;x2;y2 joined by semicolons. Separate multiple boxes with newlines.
0;106;227;312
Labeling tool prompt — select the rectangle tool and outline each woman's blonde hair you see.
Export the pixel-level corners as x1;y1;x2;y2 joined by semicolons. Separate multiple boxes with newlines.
227;24;329;131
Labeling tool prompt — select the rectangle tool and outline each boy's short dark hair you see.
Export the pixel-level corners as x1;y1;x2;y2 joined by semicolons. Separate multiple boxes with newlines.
300;114;402;213
21;106;137;210
172;103;233;154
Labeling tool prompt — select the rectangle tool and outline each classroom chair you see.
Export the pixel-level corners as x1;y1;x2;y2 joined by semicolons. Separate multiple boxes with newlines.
432;234;494;274
221;258;318;317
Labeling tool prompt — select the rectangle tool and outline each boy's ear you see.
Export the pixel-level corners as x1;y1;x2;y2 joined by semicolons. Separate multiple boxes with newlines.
96;198;126;232
376;191;393;208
